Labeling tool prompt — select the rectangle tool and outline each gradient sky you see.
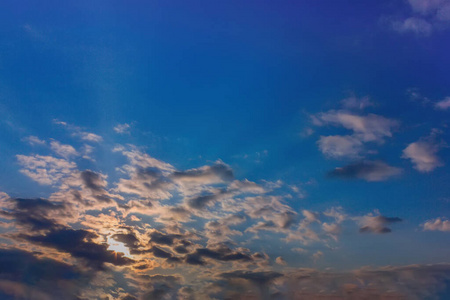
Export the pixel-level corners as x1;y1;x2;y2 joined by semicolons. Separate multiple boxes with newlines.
1;0;450;299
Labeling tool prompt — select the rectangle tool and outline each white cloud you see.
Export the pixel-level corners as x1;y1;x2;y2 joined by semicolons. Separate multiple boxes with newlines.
50;140;79;159
402;136;443;172
314;111;397;143
16;154;77;185
317;135;363;159
114;123;131;134
435;97;450;110
79;132;103;143
23;136;46;146
422;218;450;231
53;120;103;143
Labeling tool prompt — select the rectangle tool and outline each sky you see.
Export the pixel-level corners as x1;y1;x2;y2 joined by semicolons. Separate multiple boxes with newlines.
1;0;450;299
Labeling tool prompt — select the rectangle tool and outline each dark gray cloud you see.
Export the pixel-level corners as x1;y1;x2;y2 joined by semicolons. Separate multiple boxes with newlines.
185;245;252;266
0;197;67;230
0;248;89;299
327;160;401;181
172;162;234;184
25;228;134;269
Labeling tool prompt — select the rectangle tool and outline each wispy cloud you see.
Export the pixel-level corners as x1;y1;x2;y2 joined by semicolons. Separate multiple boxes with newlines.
389;0;450;35
114;123;132;134
53;119;103;143
435;97;450;110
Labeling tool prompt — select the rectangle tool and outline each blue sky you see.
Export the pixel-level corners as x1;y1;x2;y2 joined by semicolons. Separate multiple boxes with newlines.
1;0;450;299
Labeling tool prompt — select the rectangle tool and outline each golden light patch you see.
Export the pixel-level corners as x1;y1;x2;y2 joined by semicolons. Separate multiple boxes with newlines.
107;237;132;258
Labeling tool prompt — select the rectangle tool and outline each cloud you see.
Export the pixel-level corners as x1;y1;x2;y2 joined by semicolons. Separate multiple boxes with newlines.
392;17;433;35
53;120;103;143
423;217;450;231
314;111;398;143
23;135;46;146
0;248;90;300
172;161;234;186
114;123;132;134
402;133;444;172
317;135;363;159
357;212;402;233
276;256;287;265
435;97;450;110
26;228;134;269
408;0;448;15
390;0;450;35
16;154;77;185
327;160;402;181
312;106;398;161
50;140;79;158
0;197;68;231
340;96;374;110
5;131;449;299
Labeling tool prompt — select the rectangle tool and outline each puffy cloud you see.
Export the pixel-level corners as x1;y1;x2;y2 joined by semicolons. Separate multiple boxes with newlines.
402;134;444;172
422;217;450;231
327;160;402;181
16;154;77;185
